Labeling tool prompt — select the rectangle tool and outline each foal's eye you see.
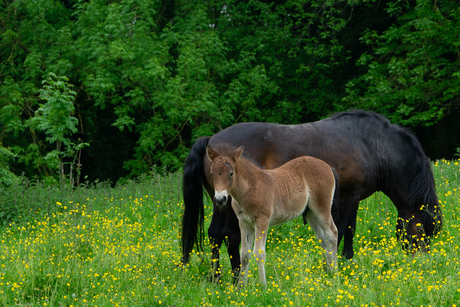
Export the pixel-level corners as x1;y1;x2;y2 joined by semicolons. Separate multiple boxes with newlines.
230;171;234;177
210;171;213;177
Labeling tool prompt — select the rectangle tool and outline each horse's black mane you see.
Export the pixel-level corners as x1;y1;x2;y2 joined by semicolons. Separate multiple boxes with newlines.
330;110;441;234
329;109;391;129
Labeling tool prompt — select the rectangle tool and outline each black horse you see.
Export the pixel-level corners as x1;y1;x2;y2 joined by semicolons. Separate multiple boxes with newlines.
181;110;442;279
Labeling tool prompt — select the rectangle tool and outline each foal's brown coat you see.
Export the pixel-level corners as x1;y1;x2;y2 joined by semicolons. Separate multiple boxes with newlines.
206;145;338;286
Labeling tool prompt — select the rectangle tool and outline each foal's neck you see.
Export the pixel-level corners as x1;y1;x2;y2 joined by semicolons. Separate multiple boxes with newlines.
232;157;265;200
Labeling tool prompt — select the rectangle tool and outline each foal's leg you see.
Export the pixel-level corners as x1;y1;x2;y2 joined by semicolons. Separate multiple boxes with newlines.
306;209;338;272
253;217;269;286
239;222;255;286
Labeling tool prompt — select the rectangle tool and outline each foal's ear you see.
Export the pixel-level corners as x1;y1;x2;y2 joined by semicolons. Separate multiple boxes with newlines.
206;145;220;161
233;146;244;160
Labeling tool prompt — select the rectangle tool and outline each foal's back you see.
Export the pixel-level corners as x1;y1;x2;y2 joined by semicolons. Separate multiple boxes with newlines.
259;156;336;226
273;156;335;189
268;156;335;198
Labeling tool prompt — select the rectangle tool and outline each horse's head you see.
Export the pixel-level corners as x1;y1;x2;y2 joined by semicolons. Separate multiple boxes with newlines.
396;204;442;253
206;145;243;207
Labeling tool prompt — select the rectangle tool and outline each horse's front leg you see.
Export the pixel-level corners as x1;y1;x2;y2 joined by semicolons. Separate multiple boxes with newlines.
254;218;269;286
223;206;242;282
208;205;228;282
238;222;254;287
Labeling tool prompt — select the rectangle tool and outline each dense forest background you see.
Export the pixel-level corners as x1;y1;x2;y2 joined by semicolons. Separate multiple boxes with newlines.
0;0;459;185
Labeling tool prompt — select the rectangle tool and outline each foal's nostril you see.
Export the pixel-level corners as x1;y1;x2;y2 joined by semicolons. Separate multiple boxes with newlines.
213;195;228;206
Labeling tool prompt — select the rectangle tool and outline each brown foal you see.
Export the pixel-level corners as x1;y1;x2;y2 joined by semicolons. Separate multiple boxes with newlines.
206;145;338;286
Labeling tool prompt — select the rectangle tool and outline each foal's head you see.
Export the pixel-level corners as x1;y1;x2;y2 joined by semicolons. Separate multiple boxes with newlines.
206;145;243;207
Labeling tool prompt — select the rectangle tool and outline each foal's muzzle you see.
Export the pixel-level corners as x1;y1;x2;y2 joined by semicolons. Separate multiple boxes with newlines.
213;191;228;207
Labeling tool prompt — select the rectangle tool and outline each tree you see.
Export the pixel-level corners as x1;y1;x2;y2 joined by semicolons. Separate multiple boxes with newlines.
2;0;459;183
0;0;78;179
32;73;87;188
73;0;280;175
343;0;460;126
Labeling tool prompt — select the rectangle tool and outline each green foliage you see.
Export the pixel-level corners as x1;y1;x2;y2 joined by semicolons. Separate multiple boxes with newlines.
344;0;460;126
75;0;223;174
33;73;78;146
72;0;357;174
0;145;18;186
1;0;459;181
217;0;352;123
0;0;370;178
0;0;78;179
29;73;86;188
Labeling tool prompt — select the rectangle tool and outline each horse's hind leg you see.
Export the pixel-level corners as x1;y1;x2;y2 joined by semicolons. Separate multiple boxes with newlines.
334;196;359;260
342;208;358;259
307;210;338;272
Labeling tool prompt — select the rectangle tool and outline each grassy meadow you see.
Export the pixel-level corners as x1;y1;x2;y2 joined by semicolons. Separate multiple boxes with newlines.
0;160;459;306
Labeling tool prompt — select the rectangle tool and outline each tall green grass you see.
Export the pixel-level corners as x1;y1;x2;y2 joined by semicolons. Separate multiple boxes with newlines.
0;160;459;306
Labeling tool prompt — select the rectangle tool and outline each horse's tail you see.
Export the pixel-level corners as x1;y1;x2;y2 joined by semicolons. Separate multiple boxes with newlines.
181;136;210;265
401;131;443;236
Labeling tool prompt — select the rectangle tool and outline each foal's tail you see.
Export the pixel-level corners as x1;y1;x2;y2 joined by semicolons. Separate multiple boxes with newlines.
181;136;210;265
330;167;340;221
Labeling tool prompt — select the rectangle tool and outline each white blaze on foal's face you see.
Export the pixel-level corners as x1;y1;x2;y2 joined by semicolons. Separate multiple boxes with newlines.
206;145;243;207
210;158;234;207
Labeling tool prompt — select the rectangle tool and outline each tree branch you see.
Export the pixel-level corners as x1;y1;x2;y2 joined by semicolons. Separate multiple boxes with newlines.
16;40;31;54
